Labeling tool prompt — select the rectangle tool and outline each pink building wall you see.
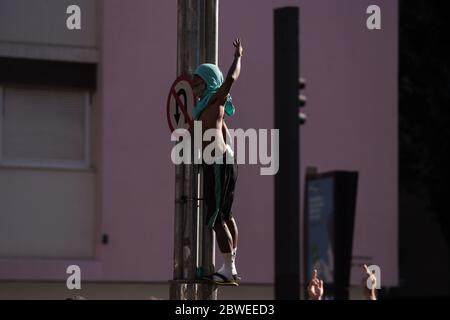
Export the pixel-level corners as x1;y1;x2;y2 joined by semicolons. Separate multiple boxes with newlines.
219;0;397;285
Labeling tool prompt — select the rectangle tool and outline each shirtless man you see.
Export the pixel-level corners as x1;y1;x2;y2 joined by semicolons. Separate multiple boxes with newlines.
191;38;242;285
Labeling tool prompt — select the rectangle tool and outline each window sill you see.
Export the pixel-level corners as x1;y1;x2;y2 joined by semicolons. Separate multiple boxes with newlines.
0;162;97;173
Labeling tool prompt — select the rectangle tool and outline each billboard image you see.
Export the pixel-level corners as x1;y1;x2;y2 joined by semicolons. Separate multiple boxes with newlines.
306;176;334;284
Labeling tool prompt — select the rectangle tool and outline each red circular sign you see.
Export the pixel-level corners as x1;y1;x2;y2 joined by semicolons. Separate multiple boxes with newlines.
166;75;195;133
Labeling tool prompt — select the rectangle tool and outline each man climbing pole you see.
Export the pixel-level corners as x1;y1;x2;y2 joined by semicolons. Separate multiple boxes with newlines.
191;38;243;286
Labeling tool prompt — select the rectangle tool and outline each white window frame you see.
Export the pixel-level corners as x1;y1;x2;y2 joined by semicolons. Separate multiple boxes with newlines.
0;85;91;170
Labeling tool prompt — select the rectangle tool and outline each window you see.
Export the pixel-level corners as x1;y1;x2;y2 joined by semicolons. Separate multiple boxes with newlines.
0;86;91;169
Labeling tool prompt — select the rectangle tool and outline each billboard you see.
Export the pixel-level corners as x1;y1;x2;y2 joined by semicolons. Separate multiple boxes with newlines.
306;176;335;284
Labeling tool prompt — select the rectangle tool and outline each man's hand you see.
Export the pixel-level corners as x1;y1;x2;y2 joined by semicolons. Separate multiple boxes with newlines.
233;38;243;58
307;269;324;300
362;264;377;300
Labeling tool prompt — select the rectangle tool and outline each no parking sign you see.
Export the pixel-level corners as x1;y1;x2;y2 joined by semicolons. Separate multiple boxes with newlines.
166;75;195;133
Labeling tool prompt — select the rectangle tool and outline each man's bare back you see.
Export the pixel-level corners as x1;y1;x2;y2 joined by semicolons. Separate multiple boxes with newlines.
199;95;230;154
193;37;241;156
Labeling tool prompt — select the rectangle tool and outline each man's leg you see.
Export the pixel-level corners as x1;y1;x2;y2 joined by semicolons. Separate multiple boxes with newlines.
217;161;239;280
209;160;239;282
226;218;240;280
214;222;233;253
213;222;237;281
226;217;238;249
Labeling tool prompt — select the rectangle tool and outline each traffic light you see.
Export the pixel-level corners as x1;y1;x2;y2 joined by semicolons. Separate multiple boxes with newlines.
298;77;307;125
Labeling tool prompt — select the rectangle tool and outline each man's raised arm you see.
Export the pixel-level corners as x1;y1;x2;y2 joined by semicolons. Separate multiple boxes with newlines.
214;38;243;101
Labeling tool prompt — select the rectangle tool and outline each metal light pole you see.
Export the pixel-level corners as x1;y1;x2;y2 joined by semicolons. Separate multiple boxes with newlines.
170;0;218;300
199;0;218;286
